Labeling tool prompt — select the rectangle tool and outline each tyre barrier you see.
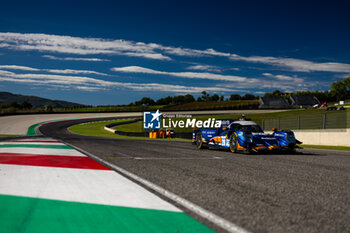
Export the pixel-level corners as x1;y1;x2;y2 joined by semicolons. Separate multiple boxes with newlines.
104;119;192;139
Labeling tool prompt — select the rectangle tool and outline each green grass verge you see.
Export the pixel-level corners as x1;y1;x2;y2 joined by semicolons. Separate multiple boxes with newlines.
69;119;190;141
69;119;133;138
302;144;350;151
0;134;21;137
112;121;143;132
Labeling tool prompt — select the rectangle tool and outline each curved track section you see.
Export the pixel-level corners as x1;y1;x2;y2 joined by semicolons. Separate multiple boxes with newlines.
40;118;350;233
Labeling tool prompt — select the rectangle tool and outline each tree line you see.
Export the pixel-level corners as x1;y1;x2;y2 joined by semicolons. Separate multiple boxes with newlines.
129;91;259;106
0;101;33;110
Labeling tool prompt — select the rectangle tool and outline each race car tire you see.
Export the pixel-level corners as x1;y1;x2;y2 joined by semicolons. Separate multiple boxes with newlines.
287;147;297;154
229;134;238;153
195;131;206;149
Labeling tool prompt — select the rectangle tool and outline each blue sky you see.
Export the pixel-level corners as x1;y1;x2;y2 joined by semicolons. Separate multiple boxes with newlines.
0;0;350;105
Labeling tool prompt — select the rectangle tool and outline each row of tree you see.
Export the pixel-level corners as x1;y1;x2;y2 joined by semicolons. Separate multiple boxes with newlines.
0;101;33;110
130;91;259;106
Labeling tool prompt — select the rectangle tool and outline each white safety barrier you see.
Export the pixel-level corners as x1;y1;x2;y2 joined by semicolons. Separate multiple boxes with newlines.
293;129;350;146
104;126;116;133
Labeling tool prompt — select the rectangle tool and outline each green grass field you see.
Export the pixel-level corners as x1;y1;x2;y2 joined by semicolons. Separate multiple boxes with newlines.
69;119;189;141
69;119;132;138
302;144;350;151
112;121;143;132
0;134;20;137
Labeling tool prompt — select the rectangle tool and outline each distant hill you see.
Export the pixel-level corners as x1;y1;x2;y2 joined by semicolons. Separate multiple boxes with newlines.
0;92;82;108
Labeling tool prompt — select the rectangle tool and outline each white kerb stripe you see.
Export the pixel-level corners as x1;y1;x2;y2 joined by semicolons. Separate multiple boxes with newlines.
0;148;87;157
13;138;59;141
0;142;65;145
0;164;180;212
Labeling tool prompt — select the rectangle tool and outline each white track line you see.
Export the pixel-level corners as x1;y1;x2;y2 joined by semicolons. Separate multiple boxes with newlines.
134;157;223;160
63;140;251;233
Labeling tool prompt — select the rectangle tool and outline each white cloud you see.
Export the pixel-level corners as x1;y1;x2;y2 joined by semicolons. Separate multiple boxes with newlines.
46;69;108;76
230;55;350;73
262;73;303;82
0;67;325;94
123;52;171;61
0;69;233;93
121;83;233;93
0;65;40;71
75;86;106;91
2;32;350;73
198;48;231;57
0;32;172;60
186;64;240;72
111;66;249;82
0;64;108;76
216;72;326;92
334;73;350;79
42;55;110;62
186;65;223;72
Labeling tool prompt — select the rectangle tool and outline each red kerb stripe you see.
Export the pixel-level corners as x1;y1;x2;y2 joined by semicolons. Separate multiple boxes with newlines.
0;154;110;170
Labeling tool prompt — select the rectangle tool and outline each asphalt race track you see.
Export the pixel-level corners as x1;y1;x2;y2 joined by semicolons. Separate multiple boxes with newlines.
38;118;350;233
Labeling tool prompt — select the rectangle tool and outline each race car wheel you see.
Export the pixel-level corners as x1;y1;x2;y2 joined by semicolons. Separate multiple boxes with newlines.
229;134;237;153
195;131;206;149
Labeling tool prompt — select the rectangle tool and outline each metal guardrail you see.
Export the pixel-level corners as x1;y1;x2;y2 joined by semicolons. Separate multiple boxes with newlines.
262;111;348;130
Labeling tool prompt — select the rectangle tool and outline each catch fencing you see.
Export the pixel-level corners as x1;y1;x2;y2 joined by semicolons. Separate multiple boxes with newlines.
261;111;348;131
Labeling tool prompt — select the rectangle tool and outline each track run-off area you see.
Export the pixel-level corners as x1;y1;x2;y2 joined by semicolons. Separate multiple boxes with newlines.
1;113;349;233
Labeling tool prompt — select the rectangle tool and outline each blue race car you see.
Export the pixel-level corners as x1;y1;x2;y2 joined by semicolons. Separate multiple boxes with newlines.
192;116;302;153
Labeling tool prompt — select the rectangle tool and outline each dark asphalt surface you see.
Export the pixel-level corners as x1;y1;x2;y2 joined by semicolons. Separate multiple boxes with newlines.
39;118;350;233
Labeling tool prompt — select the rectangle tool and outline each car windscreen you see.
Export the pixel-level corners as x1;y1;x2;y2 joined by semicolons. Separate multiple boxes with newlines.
233;124;263;133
